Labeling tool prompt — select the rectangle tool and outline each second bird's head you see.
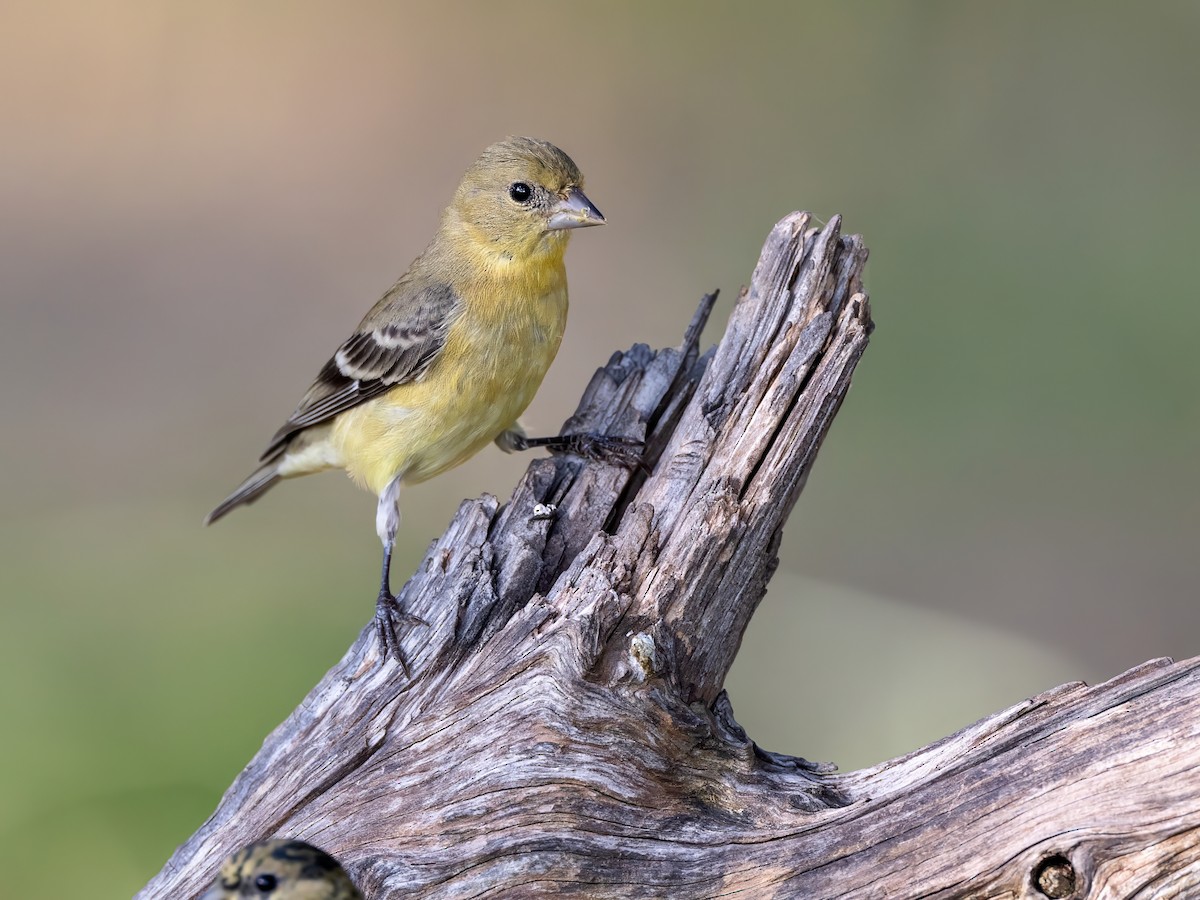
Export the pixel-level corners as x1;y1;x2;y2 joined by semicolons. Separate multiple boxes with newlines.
448;136;605;262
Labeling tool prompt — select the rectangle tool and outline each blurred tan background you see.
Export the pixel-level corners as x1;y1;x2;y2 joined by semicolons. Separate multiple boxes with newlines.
2;1;1198;896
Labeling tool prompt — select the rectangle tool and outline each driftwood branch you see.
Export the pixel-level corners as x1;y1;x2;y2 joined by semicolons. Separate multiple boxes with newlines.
141;213;1200;899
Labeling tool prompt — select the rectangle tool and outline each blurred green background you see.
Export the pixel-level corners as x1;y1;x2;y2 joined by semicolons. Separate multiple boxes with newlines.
2;1;1198;896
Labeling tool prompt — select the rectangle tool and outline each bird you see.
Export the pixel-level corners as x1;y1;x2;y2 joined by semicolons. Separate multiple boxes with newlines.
206;136;628;668
201;839;364;899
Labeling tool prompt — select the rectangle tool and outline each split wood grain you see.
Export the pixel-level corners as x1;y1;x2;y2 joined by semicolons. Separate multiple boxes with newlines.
141;213;1198;900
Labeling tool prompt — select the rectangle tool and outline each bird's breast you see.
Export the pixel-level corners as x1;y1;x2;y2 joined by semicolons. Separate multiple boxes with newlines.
334;279;569;493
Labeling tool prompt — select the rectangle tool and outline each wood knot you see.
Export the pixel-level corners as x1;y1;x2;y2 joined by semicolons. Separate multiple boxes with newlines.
1032;854;1077;898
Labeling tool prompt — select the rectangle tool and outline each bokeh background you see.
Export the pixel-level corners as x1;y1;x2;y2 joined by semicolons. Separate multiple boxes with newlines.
2;1;1198;896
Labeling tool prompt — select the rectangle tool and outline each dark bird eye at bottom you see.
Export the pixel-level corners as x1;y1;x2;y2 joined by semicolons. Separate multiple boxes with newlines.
254;873;278;892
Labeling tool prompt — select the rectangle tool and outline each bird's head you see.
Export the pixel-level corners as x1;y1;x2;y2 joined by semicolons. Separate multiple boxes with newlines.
447;136;605;264
202;839;363;900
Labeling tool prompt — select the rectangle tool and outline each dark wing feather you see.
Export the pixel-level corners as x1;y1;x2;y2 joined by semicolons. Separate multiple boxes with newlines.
260;279;460;461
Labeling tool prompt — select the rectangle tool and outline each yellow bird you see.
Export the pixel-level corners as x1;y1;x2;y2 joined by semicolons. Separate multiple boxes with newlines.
206;137;615;663
201;839;363;900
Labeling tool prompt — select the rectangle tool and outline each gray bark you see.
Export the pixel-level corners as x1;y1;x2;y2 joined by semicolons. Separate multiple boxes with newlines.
140;213;1198;900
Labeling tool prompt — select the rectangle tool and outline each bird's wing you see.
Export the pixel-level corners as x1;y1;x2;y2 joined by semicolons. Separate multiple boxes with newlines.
260;279;460;461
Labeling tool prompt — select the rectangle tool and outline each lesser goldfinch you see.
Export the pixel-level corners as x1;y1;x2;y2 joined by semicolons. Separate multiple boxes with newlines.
206;137;613;662
202;839;363;900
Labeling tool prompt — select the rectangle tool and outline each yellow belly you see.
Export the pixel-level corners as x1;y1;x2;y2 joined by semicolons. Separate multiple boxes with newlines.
329;283;568;495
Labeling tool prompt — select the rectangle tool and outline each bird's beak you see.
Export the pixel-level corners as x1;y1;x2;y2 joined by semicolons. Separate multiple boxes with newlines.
547;187;605;230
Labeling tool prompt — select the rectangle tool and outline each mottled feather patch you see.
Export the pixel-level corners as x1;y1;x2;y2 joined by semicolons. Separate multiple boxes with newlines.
268;840;340;878
205;839;363;899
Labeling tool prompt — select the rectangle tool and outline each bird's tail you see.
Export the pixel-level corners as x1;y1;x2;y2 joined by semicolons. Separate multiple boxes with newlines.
205;462;282;526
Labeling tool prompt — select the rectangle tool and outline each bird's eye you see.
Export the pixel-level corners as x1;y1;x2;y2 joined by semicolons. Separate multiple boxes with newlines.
508;182;533;203
254;873;278;893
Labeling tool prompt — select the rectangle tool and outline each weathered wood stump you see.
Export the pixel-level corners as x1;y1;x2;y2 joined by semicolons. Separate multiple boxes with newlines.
141;213;1200;899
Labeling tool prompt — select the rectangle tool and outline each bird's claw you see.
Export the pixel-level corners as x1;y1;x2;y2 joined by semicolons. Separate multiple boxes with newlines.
375;590;428;676
556;433;645;470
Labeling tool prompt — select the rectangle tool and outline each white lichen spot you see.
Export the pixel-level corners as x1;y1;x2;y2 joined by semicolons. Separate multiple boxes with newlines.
628;632;657;682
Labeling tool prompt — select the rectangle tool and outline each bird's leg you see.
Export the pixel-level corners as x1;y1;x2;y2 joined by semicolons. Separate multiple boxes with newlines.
497;427;645;470
377;539;395;604
373;475;427;674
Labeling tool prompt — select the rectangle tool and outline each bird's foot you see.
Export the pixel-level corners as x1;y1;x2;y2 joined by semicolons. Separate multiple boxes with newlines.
374;590;429;677
530;433;645;470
